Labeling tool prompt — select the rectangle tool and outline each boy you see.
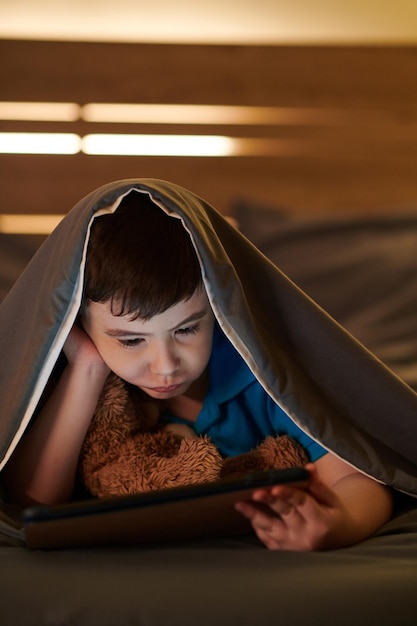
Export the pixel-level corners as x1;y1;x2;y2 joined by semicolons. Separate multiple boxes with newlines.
4;189;393;551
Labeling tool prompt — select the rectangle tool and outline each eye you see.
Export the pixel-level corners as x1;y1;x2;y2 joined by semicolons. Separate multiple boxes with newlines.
118;338;143;349
175;323;200;337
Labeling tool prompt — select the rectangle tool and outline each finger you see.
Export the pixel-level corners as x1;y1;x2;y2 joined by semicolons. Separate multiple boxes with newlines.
235;496;308;547
235;500;283;532
235;500;305;551
251;485;309;522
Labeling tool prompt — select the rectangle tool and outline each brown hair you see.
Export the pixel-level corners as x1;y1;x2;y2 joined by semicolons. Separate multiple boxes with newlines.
83;191;203;319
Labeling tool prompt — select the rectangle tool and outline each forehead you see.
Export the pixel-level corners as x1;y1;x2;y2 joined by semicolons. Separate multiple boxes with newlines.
84;289;212;333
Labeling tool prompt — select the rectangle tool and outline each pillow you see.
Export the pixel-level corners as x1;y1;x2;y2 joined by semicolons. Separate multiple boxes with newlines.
233;200;417;392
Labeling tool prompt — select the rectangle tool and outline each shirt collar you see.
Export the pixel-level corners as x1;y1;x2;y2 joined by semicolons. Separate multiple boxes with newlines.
209;323;255;404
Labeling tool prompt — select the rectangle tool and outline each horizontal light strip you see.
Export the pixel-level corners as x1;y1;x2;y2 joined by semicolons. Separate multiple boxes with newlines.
0;132;301;156
82;133;236;156
0;102;80;122
83;134;301;156
0;132;236;156
0;214;64;234
0;101;349;126
0;133;82;154
81;103;334;125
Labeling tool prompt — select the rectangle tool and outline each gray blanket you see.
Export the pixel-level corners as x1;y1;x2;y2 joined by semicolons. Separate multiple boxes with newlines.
1;178;417;493
1;179;417;625
0;505;416;625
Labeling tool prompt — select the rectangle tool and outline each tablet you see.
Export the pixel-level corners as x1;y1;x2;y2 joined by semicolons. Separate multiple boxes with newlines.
22;466;310;549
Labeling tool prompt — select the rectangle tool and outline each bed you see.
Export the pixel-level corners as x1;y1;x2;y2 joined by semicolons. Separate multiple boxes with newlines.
1;180;417;625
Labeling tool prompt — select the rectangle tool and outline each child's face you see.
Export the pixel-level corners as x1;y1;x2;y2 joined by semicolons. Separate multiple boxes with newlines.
82;288;215;401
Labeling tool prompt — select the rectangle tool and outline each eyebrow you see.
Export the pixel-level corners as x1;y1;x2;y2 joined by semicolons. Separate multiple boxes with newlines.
104;308;209;337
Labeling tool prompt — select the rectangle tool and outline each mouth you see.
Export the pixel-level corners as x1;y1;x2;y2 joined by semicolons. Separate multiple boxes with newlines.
148;384;183;394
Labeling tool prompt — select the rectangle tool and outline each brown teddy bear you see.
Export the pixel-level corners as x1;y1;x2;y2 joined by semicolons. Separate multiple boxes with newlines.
79;372;309;498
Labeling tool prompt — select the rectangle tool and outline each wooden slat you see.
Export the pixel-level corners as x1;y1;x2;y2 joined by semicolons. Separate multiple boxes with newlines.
1;40;417;107
1;39;417;216
1;153;417;216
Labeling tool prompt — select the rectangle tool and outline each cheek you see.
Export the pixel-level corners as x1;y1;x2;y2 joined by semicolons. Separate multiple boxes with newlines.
92;340;129;372
190;335;213;369
102;352;143;381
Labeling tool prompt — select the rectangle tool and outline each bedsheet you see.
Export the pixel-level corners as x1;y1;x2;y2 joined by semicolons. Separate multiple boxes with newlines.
1;503;417;625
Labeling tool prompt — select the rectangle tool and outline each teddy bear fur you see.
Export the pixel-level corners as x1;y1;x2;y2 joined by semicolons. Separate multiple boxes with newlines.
79;373;309;498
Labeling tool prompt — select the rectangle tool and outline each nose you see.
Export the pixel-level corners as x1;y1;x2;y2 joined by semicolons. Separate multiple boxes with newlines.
148;340;179;377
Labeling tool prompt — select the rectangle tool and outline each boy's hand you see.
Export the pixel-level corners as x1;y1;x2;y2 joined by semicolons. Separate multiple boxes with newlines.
234;463;340;550
234;460;392;551
64;324;108;370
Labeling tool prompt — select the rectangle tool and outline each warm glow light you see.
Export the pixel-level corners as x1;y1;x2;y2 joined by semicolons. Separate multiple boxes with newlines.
82;133;236;156
0;133;82;154
0;132;299;157
0;214;64;234
0;102;80;122
0;100;324;157
0;101;348;126
1;1;417;45
81;103;334;125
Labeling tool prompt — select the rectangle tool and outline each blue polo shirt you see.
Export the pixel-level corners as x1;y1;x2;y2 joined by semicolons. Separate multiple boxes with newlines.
170;324;327;461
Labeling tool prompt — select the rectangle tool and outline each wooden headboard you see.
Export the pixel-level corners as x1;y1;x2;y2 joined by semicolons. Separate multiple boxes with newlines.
1;39;417;216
